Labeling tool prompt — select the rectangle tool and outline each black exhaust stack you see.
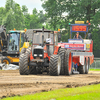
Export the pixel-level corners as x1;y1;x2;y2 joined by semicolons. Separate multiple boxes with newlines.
42;27;44;47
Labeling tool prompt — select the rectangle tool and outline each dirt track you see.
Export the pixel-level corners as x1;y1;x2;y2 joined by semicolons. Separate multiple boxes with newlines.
0;70;100;98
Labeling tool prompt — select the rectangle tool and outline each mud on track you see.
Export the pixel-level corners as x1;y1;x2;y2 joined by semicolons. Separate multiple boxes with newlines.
0;70;100;99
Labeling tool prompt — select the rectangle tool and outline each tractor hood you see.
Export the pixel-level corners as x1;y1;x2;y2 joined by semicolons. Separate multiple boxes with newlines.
34;45;43;49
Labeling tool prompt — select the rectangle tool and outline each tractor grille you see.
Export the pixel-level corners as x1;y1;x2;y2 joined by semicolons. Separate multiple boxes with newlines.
33;49;44;59
34;49;43;54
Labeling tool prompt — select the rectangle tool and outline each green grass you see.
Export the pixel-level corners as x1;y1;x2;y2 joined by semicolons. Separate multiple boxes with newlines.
2;84;100;100
90;68;100;71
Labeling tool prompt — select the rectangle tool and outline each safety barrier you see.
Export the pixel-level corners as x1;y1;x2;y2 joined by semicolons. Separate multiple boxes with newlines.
90;58;100;69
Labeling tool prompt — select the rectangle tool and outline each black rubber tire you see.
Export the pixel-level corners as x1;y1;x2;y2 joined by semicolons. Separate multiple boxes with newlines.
78;59;86;74
58;48;65;75
37;68;42;74
20;48;26;55
85;58;90;74
19;53;24;66
72;62;75;74
49;55;61;76
29;66;37;74
64;49;72;75
19;53;29;75
26;47;31;55
1;57;11;64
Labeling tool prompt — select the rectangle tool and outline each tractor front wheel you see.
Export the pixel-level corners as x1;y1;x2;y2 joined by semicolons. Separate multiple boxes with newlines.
1;57;11;64
49;55;61;76
19;53;29;75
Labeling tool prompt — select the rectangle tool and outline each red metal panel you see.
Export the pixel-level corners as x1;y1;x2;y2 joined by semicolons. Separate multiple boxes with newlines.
53;46;60;54
30;52;33;61
90;40;93;52
72;56;80;66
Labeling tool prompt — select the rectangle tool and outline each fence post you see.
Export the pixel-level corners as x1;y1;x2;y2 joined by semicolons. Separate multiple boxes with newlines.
95;60;96;69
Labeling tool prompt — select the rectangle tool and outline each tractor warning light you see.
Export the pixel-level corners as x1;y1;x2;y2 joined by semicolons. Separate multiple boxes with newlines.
88;23;91;25
58;29;60;31
24;28;27;32
69;23;71;25
86;20;89;23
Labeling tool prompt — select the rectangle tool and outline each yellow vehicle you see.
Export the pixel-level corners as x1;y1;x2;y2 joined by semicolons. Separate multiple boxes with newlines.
1;29;29;64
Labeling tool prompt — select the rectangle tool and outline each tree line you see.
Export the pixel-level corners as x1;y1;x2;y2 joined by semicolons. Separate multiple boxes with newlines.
0;0;46;31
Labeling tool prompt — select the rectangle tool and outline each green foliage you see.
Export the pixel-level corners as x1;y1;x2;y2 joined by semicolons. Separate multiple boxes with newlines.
0;7;6;25
61;30;69;42
0;0;46;31
22;5;28;15
42;0;100;30
2;84;100;100
90;69;100;71
92;29;100;51
24;8;46;29
1;0;25;31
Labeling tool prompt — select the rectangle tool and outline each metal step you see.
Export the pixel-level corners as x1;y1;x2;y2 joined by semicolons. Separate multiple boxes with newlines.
72;71;79;74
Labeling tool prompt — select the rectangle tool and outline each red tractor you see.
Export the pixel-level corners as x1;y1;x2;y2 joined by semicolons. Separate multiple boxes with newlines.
19;28;65;76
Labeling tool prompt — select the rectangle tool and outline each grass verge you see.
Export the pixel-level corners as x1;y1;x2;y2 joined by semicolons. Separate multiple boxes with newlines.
90;68;100;71
2;84;100;100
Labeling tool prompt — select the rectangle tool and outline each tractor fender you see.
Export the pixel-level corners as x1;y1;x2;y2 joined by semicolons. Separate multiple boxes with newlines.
20;42;29;52
54;46;61;54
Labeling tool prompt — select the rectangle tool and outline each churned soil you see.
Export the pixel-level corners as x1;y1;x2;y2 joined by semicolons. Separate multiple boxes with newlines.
0;70;100;98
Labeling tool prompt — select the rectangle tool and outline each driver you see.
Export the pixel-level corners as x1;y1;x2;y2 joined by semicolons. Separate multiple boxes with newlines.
73;32;82;39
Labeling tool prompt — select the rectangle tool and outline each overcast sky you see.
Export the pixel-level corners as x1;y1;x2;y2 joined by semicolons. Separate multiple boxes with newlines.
0;0;44;14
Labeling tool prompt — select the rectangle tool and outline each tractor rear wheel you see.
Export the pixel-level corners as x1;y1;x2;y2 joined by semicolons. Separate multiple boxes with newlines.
64;49;72;75
78;59;86;74
19;53;29;75
58;48;65;75
49;55;61;76
1;57;11;64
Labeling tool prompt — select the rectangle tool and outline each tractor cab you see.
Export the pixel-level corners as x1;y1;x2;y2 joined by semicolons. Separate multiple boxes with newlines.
8;31;20;52
31;29;54;61
7;30;28;54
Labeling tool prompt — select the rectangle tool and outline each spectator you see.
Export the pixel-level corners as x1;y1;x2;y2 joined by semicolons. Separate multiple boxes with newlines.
73;32;82;39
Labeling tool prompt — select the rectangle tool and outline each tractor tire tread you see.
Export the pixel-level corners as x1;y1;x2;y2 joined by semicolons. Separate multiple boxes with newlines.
19;53;29;75
58;48;65;75
64;49;72;75
49;55;60;76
